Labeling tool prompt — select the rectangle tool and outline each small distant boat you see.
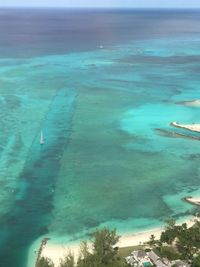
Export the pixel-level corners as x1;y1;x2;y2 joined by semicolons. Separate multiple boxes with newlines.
40;130;44;145
99;45;104;49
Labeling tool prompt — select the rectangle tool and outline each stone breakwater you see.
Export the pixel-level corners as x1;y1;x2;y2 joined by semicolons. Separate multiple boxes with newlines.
155;128;200;141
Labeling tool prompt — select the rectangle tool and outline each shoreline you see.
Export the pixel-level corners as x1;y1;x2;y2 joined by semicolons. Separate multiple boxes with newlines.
170;122;200;133
176;99;200;108
184;196;200;206
32;216;197;267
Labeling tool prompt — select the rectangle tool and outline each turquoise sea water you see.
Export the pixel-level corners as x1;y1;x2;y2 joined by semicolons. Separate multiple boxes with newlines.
0;9;200;267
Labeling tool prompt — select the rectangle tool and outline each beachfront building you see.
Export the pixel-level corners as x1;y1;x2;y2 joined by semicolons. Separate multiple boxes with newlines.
126;250;153;267
126;255;139;267
125;250;191;267
171;260;191;267
148;251;167;267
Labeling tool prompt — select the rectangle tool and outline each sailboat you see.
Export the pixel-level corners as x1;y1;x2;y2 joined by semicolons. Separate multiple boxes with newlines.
40;130;44;145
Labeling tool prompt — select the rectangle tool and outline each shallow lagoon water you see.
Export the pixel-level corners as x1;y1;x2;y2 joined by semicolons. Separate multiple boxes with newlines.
0;9;200;267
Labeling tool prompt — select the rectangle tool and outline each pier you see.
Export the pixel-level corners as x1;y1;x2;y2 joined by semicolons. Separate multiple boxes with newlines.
35;238;50;267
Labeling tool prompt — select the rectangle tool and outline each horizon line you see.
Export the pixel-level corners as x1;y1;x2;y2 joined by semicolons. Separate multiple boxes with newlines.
1;6;200;9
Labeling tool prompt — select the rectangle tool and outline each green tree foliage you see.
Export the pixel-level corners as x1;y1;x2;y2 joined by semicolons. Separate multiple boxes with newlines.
148;234;156;247
92;228;120;265
77;241;94;267
193;255;200;267
161;218;187;245
160;220;200;261
160;228;177;245
176;225;199;260
72;228;126;267
60;251;75;267
36;257;54;267
164;217;176;230
159;246;180;260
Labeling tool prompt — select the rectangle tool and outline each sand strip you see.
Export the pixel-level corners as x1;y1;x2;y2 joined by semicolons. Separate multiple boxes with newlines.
37;217;197;267
184;196;200;206
170;122;200;133
176;100;200;107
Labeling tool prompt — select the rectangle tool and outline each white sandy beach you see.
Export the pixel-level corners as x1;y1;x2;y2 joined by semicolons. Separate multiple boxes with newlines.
40;242;81;266
177;99;200;107
185;196;200;206
39;229;164;267
171;122;200;133
35;217;197;267
40;228;163;266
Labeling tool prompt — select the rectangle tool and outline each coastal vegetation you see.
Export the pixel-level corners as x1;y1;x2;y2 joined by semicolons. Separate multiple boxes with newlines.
37;228;127;267
36;257;54;267
37;217;200;267
159;220;200;266
152;217;200;266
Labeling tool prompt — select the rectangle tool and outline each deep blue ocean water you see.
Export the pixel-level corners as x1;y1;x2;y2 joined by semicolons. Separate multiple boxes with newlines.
0;8;200;267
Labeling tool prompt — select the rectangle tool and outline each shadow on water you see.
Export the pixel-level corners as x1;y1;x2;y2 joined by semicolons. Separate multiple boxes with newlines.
0;88;77;267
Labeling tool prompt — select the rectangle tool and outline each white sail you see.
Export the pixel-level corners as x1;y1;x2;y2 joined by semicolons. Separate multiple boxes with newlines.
40;130;44;145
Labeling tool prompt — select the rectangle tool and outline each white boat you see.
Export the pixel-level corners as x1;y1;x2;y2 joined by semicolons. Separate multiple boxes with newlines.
40;130;44;145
